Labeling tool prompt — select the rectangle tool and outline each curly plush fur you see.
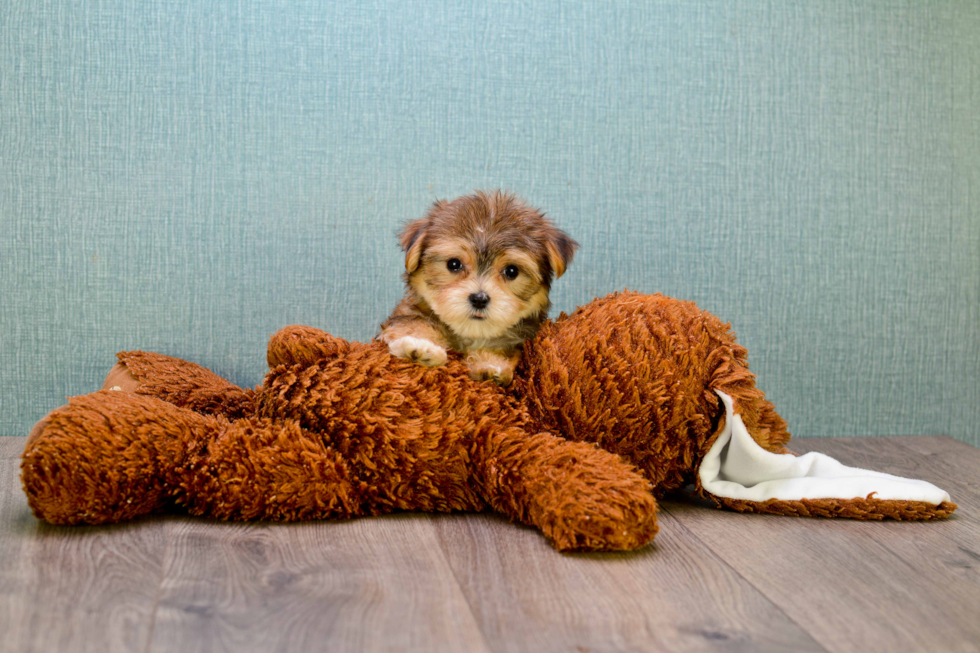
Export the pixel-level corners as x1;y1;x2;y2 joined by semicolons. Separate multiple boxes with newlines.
21;293;955;552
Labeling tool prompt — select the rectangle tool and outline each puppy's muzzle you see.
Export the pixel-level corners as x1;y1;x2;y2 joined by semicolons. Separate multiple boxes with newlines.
469;291;490;310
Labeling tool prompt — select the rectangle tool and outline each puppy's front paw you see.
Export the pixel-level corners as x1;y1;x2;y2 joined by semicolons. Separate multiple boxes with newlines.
468;365;512;385
387;336;448;367
465;350;517;386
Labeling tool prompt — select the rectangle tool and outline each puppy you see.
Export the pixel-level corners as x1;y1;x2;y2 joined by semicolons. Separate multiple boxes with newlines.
380;191;577;385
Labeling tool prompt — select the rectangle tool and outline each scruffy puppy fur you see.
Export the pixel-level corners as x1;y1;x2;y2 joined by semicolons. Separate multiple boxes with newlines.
380;191;577;385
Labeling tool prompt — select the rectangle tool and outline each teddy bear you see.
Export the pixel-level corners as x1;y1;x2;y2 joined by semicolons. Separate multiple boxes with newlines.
21;292;956;552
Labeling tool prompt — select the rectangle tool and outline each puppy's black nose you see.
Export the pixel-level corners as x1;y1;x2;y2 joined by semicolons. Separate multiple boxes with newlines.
469;291;490;310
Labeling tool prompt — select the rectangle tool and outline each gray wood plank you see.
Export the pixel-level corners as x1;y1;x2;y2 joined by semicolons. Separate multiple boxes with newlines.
148;514;492;653
791;436;980;643
789;437;980;576
5;436;976;653
661;436;980;653
0;438;166;653
432;510;826;653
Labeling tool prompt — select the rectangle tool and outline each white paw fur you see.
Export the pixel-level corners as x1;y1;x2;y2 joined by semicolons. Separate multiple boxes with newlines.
387;336;448;367
471;361;506;378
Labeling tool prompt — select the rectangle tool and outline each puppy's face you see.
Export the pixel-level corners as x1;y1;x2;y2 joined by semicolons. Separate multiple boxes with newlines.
400;192;577;341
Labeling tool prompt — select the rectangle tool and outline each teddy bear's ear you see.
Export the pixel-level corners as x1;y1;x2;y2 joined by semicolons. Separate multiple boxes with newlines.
398;217;429;274
544;226;578;280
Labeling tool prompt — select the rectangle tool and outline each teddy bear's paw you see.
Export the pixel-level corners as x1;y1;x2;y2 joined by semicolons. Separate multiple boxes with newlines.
387;336;448;367
545;489;660;552
21;392;196;525
268;325;352;368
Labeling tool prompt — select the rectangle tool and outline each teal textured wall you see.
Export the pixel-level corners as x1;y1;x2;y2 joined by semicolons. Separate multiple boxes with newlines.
2;1;978;444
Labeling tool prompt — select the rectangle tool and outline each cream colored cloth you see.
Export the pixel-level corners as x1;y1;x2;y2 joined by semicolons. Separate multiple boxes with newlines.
699;391;951;505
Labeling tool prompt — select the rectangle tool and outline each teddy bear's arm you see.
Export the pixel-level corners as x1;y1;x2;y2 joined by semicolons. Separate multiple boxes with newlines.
110;351;255;419
267;325;353;369
475;426;659;552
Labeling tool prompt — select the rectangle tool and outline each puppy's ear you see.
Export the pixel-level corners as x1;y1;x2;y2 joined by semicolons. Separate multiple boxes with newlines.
401;200;449;273
398;218;428;274
544;228;578;280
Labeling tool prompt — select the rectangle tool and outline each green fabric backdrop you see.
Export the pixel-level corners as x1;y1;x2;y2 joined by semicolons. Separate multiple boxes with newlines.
2;1;978;444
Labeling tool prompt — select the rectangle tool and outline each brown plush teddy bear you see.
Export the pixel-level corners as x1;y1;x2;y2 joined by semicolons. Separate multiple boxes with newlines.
21;293;956;552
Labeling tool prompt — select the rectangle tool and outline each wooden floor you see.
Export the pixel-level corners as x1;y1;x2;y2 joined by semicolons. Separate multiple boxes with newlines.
1;435;978;653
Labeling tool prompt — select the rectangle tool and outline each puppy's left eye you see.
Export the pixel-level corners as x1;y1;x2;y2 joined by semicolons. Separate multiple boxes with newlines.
503;265;520;280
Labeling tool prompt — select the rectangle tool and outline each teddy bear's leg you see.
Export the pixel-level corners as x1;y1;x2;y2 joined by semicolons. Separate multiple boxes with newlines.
475;427;659;552
23;391;379;526
267;325;353;369
22;391;218;525
106;351;255;418
706;348;793;455
178;416;373;522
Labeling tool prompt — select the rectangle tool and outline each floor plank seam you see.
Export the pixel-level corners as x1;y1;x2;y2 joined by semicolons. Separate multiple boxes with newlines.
428;515;500;653
141;520;172;653
657;501;835;653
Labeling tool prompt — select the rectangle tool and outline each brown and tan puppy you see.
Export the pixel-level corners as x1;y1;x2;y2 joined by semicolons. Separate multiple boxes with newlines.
380;191;577;385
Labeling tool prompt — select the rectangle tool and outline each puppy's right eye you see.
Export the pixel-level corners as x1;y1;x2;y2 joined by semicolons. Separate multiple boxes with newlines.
447;258;463;272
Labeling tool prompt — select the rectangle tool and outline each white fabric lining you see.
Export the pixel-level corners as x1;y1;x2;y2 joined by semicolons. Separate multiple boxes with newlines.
698;391;950;505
